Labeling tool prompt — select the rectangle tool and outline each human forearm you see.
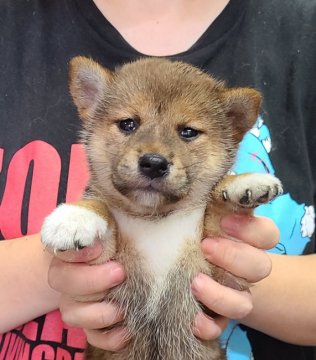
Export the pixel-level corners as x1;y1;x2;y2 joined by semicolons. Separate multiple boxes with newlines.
0;234;60;333
242;253;316;345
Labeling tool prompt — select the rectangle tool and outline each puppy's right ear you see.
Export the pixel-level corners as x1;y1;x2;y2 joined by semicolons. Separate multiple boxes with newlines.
69;56;113;120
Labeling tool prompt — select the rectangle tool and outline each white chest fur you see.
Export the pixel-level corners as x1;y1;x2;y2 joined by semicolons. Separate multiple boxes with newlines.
111;207;205;282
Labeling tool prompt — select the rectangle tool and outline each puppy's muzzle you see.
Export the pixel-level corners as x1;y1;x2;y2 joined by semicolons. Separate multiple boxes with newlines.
138;153;170;179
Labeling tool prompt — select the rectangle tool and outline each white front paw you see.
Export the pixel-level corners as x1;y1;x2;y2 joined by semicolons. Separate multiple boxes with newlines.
41;204;108;251
222;173;283;208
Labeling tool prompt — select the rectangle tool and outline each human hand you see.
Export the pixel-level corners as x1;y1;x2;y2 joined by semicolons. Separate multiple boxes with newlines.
48;214;279;349
48;242;128;351
192;214;280;340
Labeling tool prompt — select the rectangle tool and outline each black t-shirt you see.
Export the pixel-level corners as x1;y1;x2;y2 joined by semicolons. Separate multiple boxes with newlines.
0;0;315;359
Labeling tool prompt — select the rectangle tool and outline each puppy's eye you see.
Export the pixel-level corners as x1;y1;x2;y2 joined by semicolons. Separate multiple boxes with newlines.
179;127;200;140
117;118;139;134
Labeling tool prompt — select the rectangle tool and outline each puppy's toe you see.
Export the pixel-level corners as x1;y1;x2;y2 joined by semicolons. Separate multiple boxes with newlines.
222;173;283;209
41;204;108;252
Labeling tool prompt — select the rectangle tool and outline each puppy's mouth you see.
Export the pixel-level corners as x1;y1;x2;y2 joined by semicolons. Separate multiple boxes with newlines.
112;178;184;206
113;181;182;203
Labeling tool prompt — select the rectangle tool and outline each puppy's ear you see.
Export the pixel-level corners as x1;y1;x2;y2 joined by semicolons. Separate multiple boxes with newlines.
221;88;261;143
69;56;113;120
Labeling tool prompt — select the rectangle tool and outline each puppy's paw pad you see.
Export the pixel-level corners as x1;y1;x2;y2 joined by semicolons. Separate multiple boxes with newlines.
223;174;283;208
41;204;108;251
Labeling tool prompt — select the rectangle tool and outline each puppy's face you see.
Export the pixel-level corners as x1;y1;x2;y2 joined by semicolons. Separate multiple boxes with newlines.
69;57;261;216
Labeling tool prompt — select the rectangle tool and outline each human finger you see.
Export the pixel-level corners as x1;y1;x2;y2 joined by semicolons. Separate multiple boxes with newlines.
191;273;253;320
221;214;279;249
201;237;272;283
192;312;229;340
85;327;130;352
59;294;124;329
48;259;125;296
45;241;103;263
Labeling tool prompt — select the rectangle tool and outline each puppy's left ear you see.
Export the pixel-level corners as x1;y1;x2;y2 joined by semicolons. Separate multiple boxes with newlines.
69;56;114;120
221;88;262;143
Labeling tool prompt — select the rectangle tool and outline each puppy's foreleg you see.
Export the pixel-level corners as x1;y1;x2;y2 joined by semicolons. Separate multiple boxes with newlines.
205;173;282;235
41;198;116;263
41;199;117;302
204;173;282;290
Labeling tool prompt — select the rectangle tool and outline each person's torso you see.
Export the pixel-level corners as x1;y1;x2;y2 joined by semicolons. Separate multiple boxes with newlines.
0;0;315;359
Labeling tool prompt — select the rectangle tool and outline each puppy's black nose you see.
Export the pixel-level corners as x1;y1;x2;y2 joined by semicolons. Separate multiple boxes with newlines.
138;154;169;179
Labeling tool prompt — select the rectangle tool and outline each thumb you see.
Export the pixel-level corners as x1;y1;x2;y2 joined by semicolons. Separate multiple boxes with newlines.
49;240;103;263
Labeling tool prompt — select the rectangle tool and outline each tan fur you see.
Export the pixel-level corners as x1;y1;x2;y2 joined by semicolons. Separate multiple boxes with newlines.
204;175;253;236
42;57;282;359
75;199;117;265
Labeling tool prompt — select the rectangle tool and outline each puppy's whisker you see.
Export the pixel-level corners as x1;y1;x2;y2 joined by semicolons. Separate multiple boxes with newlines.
180;161;205;170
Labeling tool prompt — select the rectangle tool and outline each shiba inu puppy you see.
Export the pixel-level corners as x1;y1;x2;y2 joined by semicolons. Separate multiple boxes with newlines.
41;57;282;360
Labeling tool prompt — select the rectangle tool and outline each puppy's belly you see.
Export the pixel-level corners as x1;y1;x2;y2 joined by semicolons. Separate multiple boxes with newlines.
87;207;224;360
100;240;221;360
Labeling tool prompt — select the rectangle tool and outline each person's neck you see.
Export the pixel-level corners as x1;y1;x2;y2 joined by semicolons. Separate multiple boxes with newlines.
93;0;230;56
